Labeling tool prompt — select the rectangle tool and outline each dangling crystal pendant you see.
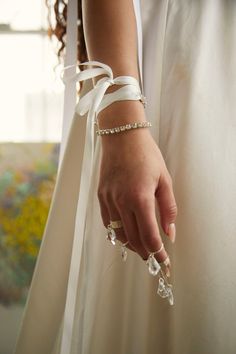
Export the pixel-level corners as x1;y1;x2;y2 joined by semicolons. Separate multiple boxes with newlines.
146;254;161;276
121;245;128;262
157;275;174;306
106;225;116;245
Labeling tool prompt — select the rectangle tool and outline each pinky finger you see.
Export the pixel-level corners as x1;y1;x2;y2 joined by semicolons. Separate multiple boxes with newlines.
97;194;110;228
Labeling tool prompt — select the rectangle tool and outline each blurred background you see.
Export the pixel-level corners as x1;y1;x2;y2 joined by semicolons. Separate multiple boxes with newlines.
0;1;64;353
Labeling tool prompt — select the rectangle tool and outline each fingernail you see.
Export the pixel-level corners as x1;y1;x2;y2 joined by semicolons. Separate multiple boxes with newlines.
163;257;171;277
163;257;171;267
168;223;176;243
165;266;171;278
163;257;171;278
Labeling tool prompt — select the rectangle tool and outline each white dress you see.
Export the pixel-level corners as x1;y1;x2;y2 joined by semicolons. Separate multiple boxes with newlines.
14;1;236;354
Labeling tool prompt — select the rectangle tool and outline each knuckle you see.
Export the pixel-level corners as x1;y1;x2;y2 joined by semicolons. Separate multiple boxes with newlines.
116;193;126;208
168;203;178;218
129;190;152;208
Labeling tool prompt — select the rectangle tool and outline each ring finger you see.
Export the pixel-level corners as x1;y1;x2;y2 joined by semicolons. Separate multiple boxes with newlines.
105;199;136;253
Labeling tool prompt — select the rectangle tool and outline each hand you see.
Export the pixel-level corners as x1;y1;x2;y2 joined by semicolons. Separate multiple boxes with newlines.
97;124;178;270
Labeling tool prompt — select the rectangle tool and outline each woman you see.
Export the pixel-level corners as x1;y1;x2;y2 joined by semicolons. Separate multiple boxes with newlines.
14;0;236;354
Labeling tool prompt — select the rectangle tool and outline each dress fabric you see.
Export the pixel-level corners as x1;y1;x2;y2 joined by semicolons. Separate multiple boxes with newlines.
14;0;236;354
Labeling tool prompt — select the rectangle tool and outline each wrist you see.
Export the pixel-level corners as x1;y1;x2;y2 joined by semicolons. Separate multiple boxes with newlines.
97;100;146;129
100;124;152;150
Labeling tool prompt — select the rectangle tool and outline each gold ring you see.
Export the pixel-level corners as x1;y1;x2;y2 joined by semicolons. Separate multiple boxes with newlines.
110;220;123;229
150;242;164;256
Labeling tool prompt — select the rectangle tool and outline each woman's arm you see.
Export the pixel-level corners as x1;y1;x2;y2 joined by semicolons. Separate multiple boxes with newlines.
82;0;177;268
83;0;140;79
82;0;145;129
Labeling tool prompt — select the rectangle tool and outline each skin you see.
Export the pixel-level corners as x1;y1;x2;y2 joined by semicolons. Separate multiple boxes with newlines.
82;0;178;266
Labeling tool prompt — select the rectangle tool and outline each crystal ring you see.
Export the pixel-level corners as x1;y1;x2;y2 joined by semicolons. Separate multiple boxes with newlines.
106;223;117;245
146;243;164;276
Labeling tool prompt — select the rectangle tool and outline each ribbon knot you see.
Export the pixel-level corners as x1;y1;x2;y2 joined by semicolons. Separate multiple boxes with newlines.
62;60;143;123
61;60;145;169
75;74;117;120
106;78;115;85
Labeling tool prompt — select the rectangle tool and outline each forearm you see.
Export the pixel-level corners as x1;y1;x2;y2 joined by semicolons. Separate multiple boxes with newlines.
82;0;146;128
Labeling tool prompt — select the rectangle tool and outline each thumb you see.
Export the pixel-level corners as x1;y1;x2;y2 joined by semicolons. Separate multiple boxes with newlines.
155;173;178;243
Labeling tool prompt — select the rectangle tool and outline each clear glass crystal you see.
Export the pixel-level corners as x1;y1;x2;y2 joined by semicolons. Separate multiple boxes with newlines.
121;245;128;262
157;277;174;306
107;225;116;245
147;254;161;276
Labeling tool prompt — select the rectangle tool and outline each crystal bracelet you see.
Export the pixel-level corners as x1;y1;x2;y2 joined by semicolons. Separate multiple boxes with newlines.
95;121;152;136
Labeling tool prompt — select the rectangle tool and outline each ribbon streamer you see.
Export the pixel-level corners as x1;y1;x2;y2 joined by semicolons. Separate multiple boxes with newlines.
59;1;144;353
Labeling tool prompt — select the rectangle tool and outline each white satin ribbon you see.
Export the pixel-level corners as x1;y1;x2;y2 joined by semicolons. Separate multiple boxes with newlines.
59;1;144;353
62;60;145;165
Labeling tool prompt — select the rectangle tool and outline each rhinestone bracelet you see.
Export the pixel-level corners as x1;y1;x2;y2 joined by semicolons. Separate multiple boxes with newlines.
95;121;152;136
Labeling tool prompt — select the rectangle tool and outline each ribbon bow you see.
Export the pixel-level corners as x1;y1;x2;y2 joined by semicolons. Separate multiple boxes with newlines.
62;60;145;169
